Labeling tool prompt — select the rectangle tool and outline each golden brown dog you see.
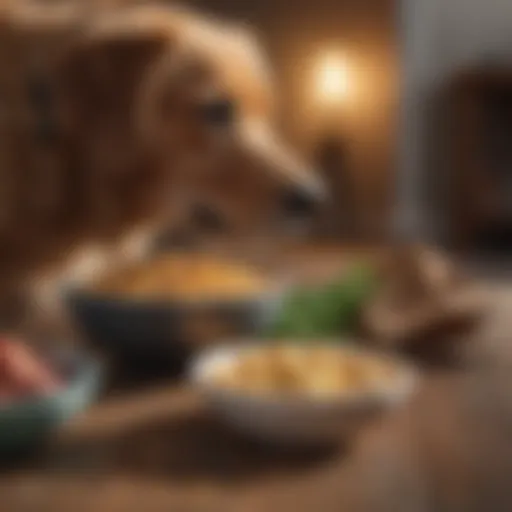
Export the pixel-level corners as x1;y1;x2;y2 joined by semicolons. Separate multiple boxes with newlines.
0;1;323;330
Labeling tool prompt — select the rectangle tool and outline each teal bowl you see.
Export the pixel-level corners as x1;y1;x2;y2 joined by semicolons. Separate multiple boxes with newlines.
0;351;103;458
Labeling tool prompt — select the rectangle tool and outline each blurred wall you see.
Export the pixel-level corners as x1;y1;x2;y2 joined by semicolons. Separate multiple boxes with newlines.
399;0;512;242
186;0;398;238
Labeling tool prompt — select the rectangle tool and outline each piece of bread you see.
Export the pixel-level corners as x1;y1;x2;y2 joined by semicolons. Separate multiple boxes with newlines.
360;244;487;350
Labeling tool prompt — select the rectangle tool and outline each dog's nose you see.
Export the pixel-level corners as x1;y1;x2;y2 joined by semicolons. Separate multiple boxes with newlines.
191;204;225;232
281;188;320;217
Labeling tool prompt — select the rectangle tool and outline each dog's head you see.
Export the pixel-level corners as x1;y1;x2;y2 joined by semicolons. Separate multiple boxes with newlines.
57;6;324;238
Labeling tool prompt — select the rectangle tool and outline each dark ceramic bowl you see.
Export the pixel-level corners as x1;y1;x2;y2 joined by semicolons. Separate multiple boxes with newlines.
65;286;286;372
0;351;102;458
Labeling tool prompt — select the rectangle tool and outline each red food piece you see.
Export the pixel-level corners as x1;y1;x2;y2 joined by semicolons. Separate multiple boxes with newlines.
0;337;61;400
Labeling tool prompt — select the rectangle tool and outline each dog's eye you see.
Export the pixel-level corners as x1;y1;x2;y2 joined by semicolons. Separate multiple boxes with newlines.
199;98;236;127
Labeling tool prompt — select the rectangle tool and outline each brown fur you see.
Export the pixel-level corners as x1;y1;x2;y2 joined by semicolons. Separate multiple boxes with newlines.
0;1;322;330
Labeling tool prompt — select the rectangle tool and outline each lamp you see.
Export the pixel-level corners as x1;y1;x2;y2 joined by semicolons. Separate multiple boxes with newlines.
313;51;351;114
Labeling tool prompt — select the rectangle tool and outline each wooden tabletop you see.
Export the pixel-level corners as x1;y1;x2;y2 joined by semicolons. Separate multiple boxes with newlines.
3;356;512;512
2;247;512;512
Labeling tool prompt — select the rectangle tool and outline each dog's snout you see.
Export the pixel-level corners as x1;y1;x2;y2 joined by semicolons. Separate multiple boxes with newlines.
282;188;320;217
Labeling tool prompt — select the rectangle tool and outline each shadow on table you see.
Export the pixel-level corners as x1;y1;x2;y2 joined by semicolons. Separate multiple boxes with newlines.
45;412;344;485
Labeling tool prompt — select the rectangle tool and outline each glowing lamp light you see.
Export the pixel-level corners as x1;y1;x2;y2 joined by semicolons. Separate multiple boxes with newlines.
313;51;350;108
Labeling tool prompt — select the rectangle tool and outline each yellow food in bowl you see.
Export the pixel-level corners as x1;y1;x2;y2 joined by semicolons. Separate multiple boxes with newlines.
210;345;397;397
90;254;269;301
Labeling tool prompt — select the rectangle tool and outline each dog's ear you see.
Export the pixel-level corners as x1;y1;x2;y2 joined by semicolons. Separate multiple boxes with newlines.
56;29;171;129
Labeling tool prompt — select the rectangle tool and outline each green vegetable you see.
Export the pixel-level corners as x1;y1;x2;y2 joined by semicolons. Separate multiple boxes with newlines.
267;262;378;339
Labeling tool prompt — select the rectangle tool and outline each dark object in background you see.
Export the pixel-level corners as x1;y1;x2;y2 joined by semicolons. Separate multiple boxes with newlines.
359;244;488;354
445;66;512;252
313;136;359;240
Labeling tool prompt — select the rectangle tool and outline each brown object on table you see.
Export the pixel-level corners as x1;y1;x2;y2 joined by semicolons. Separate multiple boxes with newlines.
360;244;488;351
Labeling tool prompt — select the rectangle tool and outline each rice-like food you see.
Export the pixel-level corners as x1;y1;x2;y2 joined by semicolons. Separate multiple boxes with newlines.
210;345;397;397
91;254;269;302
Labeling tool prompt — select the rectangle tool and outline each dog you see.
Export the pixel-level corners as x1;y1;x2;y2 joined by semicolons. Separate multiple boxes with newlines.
0;1;324;332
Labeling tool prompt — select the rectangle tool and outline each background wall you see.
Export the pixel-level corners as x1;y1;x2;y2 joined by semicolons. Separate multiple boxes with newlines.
186;0;398;238
399;0;512;242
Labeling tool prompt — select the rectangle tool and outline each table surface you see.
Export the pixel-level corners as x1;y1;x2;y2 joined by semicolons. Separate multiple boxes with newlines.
2;246;512;512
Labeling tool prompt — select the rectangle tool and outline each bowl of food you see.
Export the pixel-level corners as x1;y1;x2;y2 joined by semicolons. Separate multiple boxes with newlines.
190;341;419;446
0;336;102;457
66;253;286;366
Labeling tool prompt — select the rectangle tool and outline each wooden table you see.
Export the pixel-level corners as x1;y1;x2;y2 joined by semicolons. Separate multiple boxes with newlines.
2;247;512;512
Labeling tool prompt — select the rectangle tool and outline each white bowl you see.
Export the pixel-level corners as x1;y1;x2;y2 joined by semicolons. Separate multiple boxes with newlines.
189;342;419;446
